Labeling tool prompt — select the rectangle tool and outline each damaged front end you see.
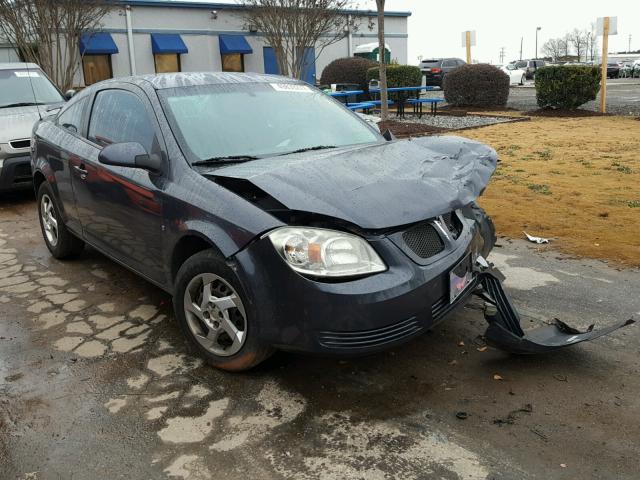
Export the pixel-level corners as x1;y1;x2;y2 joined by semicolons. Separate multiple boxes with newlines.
473;261;634;354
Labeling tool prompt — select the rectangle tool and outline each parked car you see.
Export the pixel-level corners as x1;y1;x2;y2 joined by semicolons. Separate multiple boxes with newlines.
634;61;640;78
605;63;620;79
419;58;465;87
512;59;547;80
31;72;501;370
33;73;628;370
0;63;68;193
499;64;527;85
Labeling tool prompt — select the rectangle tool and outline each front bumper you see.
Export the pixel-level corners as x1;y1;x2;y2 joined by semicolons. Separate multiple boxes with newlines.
0;155;32;192
232;213;489;355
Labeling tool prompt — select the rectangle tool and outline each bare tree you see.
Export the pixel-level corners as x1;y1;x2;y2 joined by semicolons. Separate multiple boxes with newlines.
568;28;589;61
542;38;564;61
0;0;113;91
242;0;353;80
586;29;598;62
375;0;388;121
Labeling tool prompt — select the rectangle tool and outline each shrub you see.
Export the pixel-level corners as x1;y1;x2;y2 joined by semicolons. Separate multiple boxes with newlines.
366;64;422;102
366;64;422;89
443;64;510;107
320;57;377;91
535;65;601;109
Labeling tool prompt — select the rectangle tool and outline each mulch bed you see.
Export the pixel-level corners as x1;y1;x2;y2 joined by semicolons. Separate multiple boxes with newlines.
378;120;447;137
525;108;610;117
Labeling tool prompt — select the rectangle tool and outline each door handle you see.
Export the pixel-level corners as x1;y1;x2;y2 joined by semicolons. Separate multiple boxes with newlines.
73;164;88;180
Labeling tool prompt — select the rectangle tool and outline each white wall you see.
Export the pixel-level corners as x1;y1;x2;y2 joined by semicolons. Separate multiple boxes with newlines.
80;4;409;85
0;45;20;63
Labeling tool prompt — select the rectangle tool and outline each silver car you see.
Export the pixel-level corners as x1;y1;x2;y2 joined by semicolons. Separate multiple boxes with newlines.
0;63;66;192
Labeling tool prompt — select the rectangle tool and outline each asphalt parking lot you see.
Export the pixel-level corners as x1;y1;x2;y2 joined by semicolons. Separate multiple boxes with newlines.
1;191;639;480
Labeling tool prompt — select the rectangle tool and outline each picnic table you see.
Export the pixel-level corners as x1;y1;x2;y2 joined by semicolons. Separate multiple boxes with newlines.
327;90;364;105
369;86;440;117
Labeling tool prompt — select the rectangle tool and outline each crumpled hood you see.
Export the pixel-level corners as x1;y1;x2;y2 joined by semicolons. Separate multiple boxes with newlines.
209;136;498;229
0;105;44;143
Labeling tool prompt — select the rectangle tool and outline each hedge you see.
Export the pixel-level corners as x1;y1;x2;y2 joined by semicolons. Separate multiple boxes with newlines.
366;64;422;89
535;65;601;109
443;64;510;107
320;57;377;91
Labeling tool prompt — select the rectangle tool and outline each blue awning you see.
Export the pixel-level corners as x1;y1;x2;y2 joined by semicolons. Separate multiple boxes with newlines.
80;32;119;55
150;33;188;54
218;35;253;55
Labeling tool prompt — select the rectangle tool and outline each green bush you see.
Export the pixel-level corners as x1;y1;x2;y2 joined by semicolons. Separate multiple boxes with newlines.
535;65;601;109
366;64;422;89
320;57;377;91
443;64;510;107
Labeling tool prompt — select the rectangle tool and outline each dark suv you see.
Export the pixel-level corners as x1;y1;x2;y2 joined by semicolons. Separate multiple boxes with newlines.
419;58;466;87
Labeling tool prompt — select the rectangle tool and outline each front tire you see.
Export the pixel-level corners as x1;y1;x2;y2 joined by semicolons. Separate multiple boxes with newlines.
173;249;273;371
520;75;525;85
37;182;84;259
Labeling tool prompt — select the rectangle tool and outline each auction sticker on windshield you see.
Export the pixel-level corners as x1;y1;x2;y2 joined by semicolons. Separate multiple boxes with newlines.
270;83;312;93
14;71;40;78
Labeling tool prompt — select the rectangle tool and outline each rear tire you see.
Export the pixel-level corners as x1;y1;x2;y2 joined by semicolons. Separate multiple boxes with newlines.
173;249;274;372
37;182;84;259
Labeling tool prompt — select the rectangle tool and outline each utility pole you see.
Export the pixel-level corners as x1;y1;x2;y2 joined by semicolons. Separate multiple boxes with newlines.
629;34;632;53
499;47;506;64
600;17;610;113
520;37;523;60
535;26;542;59
466;31;472;63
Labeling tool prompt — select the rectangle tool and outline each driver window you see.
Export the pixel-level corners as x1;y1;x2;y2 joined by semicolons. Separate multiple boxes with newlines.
88;90;157;153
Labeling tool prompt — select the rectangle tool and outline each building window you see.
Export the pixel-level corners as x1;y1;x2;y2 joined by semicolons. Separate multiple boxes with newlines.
154;53;181;73
82;55;113;86
221;53;244;72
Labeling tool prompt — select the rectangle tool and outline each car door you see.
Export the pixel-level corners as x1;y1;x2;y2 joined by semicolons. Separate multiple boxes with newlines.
42;97;90;234
71;85;167;284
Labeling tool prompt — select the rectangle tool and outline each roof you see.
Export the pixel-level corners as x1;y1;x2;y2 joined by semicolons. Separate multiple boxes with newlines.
103;71;300;90
120;0;411;17
0;62;41;70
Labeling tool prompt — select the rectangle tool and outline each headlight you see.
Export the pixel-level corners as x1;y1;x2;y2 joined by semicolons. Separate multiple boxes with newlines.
267;227;386;278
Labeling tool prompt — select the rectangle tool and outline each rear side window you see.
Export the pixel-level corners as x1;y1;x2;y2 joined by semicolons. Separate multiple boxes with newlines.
442;60;456;67
57;97;88;135
88;89;156;153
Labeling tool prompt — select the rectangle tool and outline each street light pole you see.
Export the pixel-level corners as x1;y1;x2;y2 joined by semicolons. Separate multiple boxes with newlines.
535;26;542;59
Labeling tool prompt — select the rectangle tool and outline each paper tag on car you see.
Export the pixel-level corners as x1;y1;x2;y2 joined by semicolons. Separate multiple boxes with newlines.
270;83;312;93
15;71;40;78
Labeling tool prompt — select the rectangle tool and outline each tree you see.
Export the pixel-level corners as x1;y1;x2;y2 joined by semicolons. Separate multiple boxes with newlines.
375;0;388;121
542;38;564;61
243;0;353;80
0;0;113;91
568;29;588;61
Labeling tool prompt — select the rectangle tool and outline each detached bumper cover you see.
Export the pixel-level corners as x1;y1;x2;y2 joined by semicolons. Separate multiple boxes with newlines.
0;155;32;192
475;266;635;354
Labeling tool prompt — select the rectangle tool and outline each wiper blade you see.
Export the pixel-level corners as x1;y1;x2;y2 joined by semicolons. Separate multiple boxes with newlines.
277;145;336;156
192;155;259;166
0;102;45;108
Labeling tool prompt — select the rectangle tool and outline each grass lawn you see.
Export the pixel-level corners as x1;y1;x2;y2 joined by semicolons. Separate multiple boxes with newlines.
454;116;640;267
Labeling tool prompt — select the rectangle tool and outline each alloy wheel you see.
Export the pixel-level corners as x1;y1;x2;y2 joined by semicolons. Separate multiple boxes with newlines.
40;194;59;247
183;273;247;356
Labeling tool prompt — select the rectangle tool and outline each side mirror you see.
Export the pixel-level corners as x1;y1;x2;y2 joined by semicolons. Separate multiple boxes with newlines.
64;90;76;101
98;142;163;173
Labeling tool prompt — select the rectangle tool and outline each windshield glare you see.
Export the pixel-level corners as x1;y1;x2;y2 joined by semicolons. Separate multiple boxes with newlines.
0;69;63;108
159;82;382;162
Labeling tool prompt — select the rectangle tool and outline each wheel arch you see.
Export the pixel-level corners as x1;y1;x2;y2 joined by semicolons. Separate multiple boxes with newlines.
169;231;224;284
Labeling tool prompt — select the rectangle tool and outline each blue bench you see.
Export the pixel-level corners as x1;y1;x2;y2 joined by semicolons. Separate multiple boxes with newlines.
346;102;376;113
369;99;395;107
407;98;444;117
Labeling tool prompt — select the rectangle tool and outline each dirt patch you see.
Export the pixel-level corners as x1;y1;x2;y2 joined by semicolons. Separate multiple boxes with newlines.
455;116;640;267
526;108;610;118
378;120;447;137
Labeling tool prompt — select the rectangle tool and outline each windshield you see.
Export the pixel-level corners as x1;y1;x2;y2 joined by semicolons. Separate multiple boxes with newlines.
159;82;382;163
0;68;63;108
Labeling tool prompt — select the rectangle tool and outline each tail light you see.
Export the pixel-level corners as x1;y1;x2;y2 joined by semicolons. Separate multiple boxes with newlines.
431;68;442;73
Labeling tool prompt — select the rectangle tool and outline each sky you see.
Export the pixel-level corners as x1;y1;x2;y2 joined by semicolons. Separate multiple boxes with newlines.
360;0;640;64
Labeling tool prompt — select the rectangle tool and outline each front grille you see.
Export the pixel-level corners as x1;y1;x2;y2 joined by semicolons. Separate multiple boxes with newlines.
9;139;30;149
318;317;423;349
402;222;444;258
